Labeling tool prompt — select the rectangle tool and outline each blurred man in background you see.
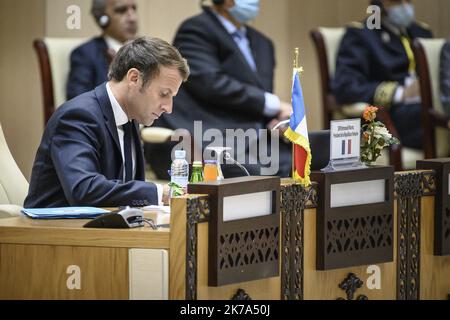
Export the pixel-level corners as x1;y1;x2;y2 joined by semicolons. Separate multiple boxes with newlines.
66;0;138;100
147;0;292;179
440;38;450;117
332;0;432;150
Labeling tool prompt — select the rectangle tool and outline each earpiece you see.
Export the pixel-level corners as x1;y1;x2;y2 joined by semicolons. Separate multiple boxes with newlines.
98;14;110;29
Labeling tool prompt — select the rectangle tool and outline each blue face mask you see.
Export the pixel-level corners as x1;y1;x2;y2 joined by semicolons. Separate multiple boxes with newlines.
387;3;415;29
229;0;260;24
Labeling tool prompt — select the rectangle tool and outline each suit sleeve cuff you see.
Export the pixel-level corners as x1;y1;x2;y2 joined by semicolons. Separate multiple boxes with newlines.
374;81;399;108
263;92;280;117
156;183;163;206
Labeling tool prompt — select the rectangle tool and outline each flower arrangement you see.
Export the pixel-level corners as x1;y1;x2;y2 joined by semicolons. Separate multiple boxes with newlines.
360;106;399;165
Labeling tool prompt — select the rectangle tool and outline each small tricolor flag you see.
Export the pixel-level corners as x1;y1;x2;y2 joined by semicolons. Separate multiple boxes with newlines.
283;69;311;186
342;139;352;155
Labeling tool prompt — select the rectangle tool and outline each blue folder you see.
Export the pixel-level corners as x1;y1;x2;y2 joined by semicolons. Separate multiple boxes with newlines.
21;207;110;219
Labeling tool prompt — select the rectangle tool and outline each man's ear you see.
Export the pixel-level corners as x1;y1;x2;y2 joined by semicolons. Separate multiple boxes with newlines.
126;68;141;87
223;0;235;9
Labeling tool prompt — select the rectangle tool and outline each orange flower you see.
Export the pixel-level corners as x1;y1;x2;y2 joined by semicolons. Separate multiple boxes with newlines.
363;131;370;142
363;106;378;122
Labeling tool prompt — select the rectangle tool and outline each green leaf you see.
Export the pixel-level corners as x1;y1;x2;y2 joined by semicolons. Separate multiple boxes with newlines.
168;182;184;197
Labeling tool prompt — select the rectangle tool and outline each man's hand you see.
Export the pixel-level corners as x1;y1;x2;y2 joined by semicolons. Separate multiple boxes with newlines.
277;101;292;121
162;184;171;206
402;79;421;103
267;118;288;133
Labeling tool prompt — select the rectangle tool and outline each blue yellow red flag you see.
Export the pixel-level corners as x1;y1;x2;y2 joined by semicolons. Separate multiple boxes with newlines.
283;69;311;186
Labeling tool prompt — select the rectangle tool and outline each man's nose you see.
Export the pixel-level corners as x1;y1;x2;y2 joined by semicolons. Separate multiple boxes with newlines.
162;100;173;115
127;8;138;22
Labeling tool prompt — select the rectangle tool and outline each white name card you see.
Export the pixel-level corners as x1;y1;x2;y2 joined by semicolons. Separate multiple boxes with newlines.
330;119;361;160
223;191;272;222
330;179;385;208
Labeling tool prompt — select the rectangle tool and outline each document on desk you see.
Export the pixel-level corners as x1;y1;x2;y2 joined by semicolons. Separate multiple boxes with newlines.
21;207;110;219
142;205;171;226
142;205;170;214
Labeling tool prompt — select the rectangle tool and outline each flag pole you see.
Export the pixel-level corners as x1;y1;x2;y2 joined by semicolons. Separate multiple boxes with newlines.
292;48;300;179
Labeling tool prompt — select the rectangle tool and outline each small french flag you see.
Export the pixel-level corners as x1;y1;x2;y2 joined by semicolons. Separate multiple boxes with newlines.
283;69;311;186
341;139;352;155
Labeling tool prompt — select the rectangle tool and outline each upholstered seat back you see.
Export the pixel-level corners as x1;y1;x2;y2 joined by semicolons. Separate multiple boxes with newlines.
416;38;448;157
43;38;87;108
318;27;345;79
0;124;28;206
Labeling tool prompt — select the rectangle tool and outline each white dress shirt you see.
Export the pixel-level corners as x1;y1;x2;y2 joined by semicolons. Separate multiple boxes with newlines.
106;83;136;181
106;83;163;205
104;35;123;53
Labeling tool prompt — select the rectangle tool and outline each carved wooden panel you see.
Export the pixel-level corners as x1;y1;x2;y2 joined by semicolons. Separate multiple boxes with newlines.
185;196;210;300
312;166;395;270
219;227;279;270
280;181;313;300
326;214;393;254
395;172;422;300
417;161;450;256
189;177;280;287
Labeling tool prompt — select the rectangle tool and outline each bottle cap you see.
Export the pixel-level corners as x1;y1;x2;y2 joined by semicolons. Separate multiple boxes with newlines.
192;161;203;167
204;159;217;164
174;150;186;159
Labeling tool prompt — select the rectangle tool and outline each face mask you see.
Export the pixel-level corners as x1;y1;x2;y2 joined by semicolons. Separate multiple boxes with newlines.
387;3;415;29
229;0;260;24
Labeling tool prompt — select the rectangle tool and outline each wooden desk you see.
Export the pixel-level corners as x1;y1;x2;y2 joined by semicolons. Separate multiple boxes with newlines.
1;171;449;300
0;213;170;300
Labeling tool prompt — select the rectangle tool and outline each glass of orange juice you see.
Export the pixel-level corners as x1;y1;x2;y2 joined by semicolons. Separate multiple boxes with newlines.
203;160;218;182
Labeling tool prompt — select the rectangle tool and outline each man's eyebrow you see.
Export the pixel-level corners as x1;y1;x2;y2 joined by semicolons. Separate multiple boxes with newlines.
161;88;173;94
114;4;136;13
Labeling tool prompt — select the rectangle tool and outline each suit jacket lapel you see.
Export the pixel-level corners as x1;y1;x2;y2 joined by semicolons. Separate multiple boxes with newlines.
95;84;122;156
246;28;266;87
204;7;263;87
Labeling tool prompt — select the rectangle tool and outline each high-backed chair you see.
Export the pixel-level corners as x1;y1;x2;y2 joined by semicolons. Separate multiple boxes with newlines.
310;27;424;170
33;38;178;180
413;38;449;159
33;38;87;124
0;124;29;218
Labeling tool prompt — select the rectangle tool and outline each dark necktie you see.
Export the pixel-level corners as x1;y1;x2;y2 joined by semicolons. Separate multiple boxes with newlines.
122;121;133;182
105;48;116;65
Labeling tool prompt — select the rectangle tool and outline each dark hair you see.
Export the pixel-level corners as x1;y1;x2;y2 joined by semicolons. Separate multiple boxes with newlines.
91;0;106;19
108;37;190;88
370;0;386;12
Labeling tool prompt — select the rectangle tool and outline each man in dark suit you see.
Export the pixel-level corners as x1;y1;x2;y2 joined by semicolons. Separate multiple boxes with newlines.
441;38;450;116
25;37;189;208
332;0;432;150
147;0;292;179
66;0;138;100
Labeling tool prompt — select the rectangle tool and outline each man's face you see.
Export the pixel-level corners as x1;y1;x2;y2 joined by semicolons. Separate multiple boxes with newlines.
127;66;183;126
104;0;138;42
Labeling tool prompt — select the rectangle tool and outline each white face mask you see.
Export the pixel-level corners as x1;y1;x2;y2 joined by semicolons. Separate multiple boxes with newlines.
228;0;260;24
387;3;415;29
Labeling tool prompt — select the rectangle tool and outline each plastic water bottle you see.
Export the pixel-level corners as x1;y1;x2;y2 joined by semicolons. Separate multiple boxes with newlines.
171;150;189;190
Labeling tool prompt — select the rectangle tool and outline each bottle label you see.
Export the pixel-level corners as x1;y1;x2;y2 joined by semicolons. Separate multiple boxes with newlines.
171;176;189;188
